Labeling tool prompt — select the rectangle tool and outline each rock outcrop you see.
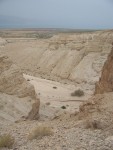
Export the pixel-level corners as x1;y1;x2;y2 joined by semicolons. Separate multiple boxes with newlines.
0;53;36;98
0;50;40;123
95;44;113;94
27;101;40;120
78;43;113;131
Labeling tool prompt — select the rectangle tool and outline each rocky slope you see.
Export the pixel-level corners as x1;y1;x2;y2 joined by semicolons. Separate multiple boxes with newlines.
78;44;113;132
0;45;40;124
95;44;113;94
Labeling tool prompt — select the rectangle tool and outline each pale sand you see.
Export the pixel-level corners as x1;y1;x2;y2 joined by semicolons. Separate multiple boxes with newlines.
24;74;91;113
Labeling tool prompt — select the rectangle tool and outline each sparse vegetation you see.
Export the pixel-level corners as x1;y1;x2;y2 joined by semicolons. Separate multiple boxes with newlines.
53;86;57;89
28;126;53;140
0;134;14;148
85;119;101;129
46;102;50;105
71;89;84;97
61;106;66;109
37;33;53;39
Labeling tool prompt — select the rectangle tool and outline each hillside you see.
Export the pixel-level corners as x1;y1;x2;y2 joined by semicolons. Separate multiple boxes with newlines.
0;30;113;150
0;44;40;125
3;30;113;94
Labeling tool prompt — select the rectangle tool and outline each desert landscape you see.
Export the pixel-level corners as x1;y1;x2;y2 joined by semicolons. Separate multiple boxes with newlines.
0;29;113;150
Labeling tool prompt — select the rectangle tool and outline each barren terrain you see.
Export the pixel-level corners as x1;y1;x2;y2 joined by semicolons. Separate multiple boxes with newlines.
0;29;113;150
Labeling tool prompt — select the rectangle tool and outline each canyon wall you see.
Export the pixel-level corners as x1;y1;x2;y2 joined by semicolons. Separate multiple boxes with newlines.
95;44;113;94
3;30;113;93
78;42;113;130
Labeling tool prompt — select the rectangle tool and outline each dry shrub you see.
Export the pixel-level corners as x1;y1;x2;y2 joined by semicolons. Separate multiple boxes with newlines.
53;86;57;89
28;126;53;140
46;102;50;105
85;119;101;129
61;106;66;109
71;89;84;97
0;134;14;148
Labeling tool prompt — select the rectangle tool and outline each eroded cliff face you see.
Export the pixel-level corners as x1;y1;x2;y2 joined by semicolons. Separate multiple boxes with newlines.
0;54;36;98
0;47;40;123
3;30;113;93
95;45;113;94
78;43;113;131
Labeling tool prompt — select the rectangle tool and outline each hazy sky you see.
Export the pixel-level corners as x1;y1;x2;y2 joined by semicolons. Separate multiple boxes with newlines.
0;0;113;29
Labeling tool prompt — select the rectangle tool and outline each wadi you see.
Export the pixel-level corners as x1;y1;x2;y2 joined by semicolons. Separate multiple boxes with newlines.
0;29;113;150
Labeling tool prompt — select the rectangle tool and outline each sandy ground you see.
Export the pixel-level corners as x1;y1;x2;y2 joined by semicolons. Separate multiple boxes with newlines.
24;74;91;114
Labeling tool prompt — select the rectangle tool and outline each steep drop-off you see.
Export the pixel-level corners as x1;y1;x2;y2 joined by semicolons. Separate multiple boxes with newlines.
3;30;113;93
78;44;113;131
95;44;113;94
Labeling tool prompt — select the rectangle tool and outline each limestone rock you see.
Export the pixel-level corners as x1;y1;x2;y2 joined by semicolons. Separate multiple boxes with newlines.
0;51;40;121
27;100;40;120
95;44;113;94
0;53;35;98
